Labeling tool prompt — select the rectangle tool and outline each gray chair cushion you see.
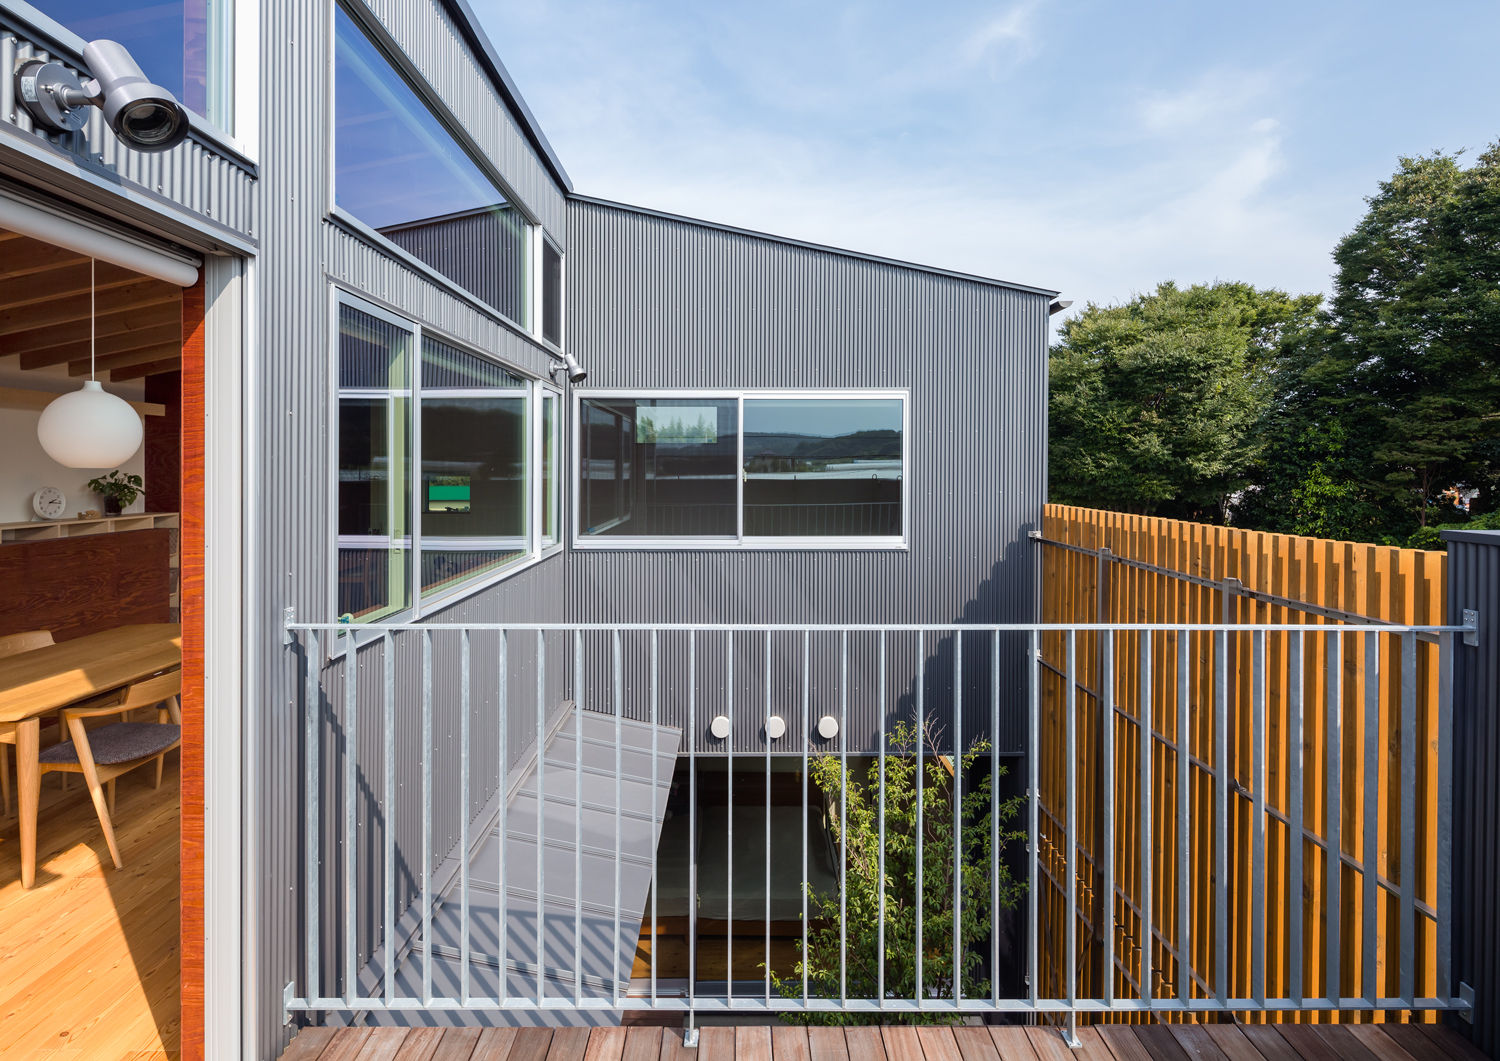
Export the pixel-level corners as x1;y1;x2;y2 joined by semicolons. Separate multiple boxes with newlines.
39;723;181;766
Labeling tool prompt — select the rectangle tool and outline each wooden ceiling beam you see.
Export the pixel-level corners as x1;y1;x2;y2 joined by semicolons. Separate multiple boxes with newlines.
9;303;181;364
109;357;182;381
72;342;182;376
0;279;179;338
62;325;184;374
0;261;140;314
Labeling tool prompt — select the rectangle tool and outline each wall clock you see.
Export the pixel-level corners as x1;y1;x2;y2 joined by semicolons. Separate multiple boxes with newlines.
32;486;66;520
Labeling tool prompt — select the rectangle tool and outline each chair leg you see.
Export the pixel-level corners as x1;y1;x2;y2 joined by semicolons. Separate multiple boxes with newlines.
154;754;164;790
1;745;11;818
107;778;116;819
67;718;122;870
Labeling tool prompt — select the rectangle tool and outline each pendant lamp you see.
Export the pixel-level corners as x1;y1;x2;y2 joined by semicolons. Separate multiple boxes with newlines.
37;258;144;468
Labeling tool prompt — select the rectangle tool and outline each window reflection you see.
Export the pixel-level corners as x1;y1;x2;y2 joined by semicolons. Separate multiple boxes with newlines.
334;4;529;324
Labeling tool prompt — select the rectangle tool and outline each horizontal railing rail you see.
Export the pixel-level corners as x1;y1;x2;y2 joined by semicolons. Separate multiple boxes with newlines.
280;618;1471;1039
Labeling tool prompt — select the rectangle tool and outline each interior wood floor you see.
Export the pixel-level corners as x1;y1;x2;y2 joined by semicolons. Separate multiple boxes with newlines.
277;1019;1486;1061
0;756;180;1060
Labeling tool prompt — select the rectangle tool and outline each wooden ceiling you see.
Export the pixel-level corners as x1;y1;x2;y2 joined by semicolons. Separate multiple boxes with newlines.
0;228;182;381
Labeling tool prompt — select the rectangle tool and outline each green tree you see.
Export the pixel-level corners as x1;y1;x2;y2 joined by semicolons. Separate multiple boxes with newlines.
770;722;1025;1024
1049;282;1321;522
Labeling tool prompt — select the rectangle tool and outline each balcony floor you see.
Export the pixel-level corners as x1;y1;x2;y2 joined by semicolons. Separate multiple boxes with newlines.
277;1019;1484;1061
0;757;179;1059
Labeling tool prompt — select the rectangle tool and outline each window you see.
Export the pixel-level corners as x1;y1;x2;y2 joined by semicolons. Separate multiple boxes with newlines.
335;294;556;622
333;5;530;325
576;392;907;547
540;239;563;348
48;0;235;132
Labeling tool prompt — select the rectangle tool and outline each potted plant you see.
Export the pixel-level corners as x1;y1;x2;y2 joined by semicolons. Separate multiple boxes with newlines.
87;470;144;516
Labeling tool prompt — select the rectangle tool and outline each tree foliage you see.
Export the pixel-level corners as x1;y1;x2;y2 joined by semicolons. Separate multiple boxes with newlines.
770;722;1025;1024
1049;281;1320;522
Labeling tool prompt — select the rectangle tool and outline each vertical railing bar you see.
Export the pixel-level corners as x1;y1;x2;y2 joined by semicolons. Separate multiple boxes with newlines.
535;629;546;1007
688;631;697;1017
421;628;433;1006
343;629;357;1004
915;631;925;1005
802;629;811;1009
1289;630;1304;1005
651;629;660;1007
498;630;508;1004
1139;629;1153;1006
1214;628;1228;1005
1065;630;1078;1015
1326;631;1341;1005
1399;631;1417;1005
1028;629;1040;1009
1102;627;1115;1006
574;631;583;1008
305;630;320;1003
460;628;472;1006
1251;630;1266;1007
382;631;394;1005
840;629;849;1007
1362;631;1379;1005
953;631;963;1007
612;629;623;1010
727;632;734;1007
991;629;1001;1008
1177;629;1190;1007
879;630;888;1010
765;630;772;1007
1435;631;1453;1003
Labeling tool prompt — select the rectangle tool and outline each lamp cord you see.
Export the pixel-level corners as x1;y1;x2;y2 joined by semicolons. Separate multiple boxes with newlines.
89;257;95;381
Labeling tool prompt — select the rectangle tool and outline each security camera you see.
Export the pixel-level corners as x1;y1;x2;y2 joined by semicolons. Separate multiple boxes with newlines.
557;351;588;384
15;39;189;152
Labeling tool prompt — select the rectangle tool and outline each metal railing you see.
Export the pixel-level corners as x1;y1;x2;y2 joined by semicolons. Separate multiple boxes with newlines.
280;618;1473;1034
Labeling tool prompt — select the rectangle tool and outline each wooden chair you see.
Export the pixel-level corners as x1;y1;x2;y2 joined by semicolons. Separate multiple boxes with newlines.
0;630;55;816
37;668;182;869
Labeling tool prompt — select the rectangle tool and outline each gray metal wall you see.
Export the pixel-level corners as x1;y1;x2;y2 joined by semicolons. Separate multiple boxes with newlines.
563;197;1051;754
1444;529;1500;1057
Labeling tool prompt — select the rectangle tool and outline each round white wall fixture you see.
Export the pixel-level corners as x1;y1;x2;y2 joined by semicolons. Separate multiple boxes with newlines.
817;715;839;740
709;715;732;740
37;380;143;468
764;715;786;740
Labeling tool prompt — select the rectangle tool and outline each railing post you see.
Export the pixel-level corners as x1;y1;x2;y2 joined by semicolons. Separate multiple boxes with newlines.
1094;547;1112;1000
1442;529;1498;1050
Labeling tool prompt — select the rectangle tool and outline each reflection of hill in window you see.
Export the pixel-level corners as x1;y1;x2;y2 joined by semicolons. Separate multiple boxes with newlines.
638;416;717;445
743;429;900;472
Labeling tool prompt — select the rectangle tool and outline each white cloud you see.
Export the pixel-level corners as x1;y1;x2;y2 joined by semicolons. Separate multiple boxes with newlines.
959;1;1042;69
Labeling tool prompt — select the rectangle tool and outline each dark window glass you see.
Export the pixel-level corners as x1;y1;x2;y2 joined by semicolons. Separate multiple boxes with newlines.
420;338;528;596
742;398;902;537
334;5;529;324
337;305;411;619
48;0;228;127
541;240;562;347
580;398;738;537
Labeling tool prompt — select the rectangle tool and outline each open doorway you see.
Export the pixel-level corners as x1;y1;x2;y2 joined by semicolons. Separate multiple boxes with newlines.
0;227;188;1058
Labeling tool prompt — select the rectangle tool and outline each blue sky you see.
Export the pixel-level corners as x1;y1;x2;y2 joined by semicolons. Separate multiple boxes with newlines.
472;0;1499;313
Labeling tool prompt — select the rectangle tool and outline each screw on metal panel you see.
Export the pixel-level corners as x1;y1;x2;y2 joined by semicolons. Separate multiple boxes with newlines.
1462;609;1479;647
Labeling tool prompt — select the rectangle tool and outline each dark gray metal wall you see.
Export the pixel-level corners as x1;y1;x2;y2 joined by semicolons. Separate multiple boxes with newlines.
1444;529;1500;1057
563;197;1052;754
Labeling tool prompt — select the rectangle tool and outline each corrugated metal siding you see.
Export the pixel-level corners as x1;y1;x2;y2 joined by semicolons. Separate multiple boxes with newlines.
353;0;567;241
0;24;257;240
1445;530;1499;1056
563;199;1049;755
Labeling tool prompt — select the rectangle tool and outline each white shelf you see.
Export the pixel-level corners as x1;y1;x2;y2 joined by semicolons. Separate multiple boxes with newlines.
0;511;180;543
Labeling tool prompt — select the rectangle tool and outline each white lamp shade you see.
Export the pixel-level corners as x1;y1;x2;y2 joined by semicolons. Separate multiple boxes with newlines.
37;380;144;469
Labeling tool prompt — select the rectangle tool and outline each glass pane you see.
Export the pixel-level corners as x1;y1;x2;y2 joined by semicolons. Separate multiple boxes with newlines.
541;392;558;545
334;5;528;324
420;394;527;595
541;241;563;347
48;0;230;129
742;398;903;537
421;337;525;389
580;398;738;537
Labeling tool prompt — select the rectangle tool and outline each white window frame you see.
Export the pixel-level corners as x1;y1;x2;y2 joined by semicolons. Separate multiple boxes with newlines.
534;232;566;352
570;388;911;551
330;288;556;631
536;385;563;553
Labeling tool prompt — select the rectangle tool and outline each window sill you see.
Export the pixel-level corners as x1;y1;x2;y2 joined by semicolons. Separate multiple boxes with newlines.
570;538;909;552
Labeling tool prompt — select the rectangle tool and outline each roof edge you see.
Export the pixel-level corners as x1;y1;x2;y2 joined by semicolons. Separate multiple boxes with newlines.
570;193;1060;299
437;0;573;194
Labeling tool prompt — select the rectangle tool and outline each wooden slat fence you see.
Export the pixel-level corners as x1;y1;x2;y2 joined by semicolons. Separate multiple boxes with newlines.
1036;504;1447;1024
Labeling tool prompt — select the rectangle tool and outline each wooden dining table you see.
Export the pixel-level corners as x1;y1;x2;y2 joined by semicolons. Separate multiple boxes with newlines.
0;623;181;888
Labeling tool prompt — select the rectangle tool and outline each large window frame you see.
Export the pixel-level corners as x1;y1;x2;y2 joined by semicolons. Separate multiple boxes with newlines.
331;289;560;627
571;389;911;551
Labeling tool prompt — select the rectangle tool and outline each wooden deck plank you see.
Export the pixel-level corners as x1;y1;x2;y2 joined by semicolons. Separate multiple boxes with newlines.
508;1027;555;1061
1344;1028;1420;1061
736;1026;774;1061
916;1027;965;1061
1239;1027;1304;1061
658;1027;698;1061
1378;1026;1453;1061
359;1029;417;1061
846;1026;888;1061
698;1027;738;1061
808;1026;852;1061
1204;1025;1272;1061
1134;1026;1193;1061
431;1027;485;1061
472;1028;520;1061
772;1025;813;1061
1071;1028;1120;1061
952;1026;1002;1061
1276;1026;1342;1061
279;1028;337;1061
990;1026;1042;1061
1312;1027;1379;1061
1096;1026;1155;1061
883;1026;927;1061
585;1028;628;1061
393;1027;447;1061
1172;1025;1232;1061
1415;1028;1488;1061
319;1028;375;1061
623;1027;665;1061
549;1027;592;1061
1027;1026;1080;1061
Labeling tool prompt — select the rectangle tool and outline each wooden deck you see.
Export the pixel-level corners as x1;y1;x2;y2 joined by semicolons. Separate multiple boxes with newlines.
0;757;179;1059
278;1020;1485;1061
